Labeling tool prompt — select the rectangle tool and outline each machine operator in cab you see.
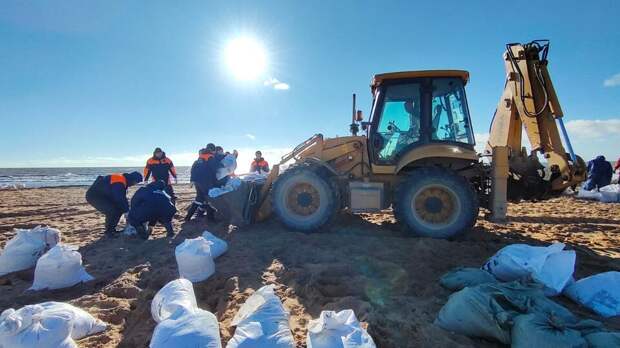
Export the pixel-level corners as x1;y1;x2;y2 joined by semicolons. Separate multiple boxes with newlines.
86;171;142;237
144;147;177;202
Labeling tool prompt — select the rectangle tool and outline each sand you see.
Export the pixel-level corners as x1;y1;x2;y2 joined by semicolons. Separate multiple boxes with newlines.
1;185;619;347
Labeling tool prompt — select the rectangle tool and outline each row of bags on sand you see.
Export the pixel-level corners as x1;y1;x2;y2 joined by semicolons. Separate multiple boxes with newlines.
0;226;93;290
0;301;107;347
575;184;620;203
435;242;620;347
151;279;376;348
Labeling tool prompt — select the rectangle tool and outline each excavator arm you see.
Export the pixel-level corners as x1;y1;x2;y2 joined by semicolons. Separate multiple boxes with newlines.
486;41;586;202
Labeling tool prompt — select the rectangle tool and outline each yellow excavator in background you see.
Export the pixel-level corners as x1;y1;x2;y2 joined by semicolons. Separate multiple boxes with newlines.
246;40;585;238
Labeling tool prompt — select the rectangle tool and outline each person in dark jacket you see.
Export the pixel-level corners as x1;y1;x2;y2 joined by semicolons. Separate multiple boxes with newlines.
250;151;269;174
86;171;142;237
186;144;220;221
144;147;177;202
128;180;177;239
584;155;613;190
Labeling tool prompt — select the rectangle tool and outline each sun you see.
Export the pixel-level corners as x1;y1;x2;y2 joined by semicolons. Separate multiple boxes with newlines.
224;37;267;81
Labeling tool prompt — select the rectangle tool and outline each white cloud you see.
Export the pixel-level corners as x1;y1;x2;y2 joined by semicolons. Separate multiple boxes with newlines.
565;119;620;139
264;77;290;90
603;73;620;87
245;133;256;141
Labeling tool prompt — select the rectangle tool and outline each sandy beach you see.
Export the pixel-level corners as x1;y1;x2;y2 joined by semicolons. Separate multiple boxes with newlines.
1;185;619;347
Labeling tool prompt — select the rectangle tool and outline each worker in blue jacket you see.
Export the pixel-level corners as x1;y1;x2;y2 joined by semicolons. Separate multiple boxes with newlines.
86;171;142;237
128;180;177;239
584;155;613;191
186;143;220;221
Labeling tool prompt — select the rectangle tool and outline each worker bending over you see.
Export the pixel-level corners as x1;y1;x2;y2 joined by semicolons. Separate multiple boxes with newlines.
128;180;176;239
251;151;270;174
186;143;220;221
144;147;177;201
584;155;613;191
86;171;142;237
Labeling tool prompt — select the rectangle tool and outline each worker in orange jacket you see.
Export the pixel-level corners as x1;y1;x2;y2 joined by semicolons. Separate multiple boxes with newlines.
144;147;177;202
250;151;270;174
86;171;142;237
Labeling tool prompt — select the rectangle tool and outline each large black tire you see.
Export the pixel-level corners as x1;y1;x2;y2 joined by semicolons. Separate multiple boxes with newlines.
394;167;479;238
272;165;340;232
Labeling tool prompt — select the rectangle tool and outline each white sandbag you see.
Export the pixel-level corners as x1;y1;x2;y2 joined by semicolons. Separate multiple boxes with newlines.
227;285;294;348
599;184;620;203
216;154;238;181
307;310;376;348
0;226;61;276
151;279;198;323
483;243;575;295
0;302;106;340
175;237;215;282
0;306;76;348
201;231;228;259
29;245;93;291
577;189;602;201
564;271;620;317
532;249;576;296
150;308;222;348
209;177;243;198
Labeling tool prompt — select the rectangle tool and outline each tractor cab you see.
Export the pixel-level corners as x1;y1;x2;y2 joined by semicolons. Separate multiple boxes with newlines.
366;70;476;167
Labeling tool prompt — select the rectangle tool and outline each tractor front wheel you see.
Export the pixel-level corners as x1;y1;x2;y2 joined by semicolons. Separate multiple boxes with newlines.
272;165;339;232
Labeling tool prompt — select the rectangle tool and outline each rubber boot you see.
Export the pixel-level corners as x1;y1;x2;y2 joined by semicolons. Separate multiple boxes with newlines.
164;221;175;238
184;203;199;222
104;216;119;238
136;223;150;240
205;205;217;223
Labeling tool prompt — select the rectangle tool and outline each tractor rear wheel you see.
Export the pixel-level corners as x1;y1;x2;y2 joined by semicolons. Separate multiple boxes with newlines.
272;165;339;232
394;167;478;238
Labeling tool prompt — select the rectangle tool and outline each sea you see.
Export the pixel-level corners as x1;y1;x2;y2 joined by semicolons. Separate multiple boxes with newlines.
0;167;192;189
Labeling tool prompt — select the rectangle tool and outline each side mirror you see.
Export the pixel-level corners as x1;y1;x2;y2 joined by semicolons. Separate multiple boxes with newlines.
356;110;364;122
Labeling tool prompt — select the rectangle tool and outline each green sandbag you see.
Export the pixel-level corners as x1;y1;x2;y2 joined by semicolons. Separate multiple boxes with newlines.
511;314;588;348
435;281;577;344
584;332;620;348
439;267;497;291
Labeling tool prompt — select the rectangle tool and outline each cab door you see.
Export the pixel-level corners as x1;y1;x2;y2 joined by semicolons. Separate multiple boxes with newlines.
369;81;424;166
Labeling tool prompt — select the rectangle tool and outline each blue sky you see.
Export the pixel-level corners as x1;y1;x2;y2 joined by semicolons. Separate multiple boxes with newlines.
1;0;619;170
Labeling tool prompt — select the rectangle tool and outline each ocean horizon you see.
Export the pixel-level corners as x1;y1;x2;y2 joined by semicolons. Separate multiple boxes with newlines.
0;166;192;189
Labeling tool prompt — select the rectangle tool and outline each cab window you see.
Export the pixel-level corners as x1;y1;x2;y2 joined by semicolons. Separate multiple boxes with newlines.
375;83;422;161
431;78;474;144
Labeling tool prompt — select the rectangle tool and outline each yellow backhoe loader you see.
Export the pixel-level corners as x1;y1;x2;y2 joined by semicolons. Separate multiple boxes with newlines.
247;40;585;238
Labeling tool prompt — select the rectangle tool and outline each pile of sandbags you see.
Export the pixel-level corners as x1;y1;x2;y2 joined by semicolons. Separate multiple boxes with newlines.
0;226;61;276
577;184;620;203
306;310;375;348
175;237;216;282
150;279;221;348
29;244;93;291
435;281;597;345
439;267;497;291
483;242;575;295
227;285;295;348
0;302;106;347
209;177;242;198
